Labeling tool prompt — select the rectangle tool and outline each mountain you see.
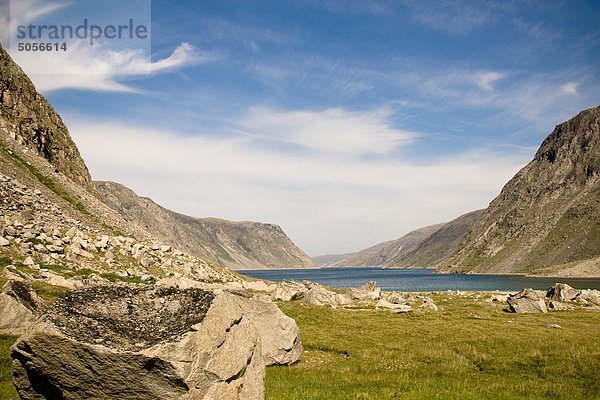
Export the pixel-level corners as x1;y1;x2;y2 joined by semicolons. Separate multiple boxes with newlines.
315;223;445;267
388;210;484;268
95;181;315;270
439;106;600;277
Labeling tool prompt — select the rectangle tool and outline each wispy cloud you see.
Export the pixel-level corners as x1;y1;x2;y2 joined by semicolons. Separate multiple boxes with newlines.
3;0;212;92
11;41;210;92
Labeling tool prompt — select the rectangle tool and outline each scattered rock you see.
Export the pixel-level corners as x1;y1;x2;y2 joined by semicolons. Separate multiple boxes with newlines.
507;288;547;313
11;285;265;399
545;324;561;329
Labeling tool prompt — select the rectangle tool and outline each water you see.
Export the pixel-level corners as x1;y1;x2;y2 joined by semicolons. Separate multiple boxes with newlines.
240;267;600;292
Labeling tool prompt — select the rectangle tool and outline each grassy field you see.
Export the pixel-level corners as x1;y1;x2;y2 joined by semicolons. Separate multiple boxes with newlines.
267;294;600;400
1;292;599;399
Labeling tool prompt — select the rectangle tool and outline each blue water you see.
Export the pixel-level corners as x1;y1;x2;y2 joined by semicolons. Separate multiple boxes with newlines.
240;267;600;292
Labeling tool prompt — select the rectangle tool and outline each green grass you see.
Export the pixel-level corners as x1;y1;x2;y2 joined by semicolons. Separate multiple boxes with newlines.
0;336;18;400
267;295;600;399
30;282;70;304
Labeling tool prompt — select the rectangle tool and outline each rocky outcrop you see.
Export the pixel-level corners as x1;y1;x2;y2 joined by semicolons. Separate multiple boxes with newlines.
11;285;265;399
234;296;301;366
0;280;47;335
441;107;600;276
95;181;315;271
507;288;547;313
0;43;93;190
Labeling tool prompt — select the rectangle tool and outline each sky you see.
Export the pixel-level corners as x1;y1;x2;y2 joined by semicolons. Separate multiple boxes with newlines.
1;0;599;256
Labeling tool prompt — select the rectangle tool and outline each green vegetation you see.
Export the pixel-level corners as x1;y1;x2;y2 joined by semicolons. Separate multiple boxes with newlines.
0;336;18;400
30;282;69;304
100;272;149;285
267;295;600;400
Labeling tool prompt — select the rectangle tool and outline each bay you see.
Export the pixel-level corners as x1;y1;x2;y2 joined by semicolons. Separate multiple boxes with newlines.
240;267;600;292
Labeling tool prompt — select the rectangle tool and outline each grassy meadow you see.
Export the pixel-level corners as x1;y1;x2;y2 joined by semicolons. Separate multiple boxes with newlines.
267;294;600;400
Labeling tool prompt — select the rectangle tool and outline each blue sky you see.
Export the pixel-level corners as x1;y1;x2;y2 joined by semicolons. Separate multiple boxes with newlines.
2;0;599;256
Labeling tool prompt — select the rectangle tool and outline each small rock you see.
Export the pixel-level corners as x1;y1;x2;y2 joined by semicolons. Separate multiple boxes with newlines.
0;236;10;246
545;324;561;329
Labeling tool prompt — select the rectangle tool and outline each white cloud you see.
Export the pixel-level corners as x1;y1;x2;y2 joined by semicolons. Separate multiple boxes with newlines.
561;82;578;94
65;110;529;256
474;71;505;91
240;107;415;155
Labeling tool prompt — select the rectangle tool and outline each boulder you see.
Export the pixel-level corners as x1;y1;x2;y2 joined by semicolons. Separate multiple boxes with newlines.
234;296;301;366
376;299;412;313
272;280;307;301
507;288;547;313
346;281;381;301
418;297;438;312
575;289;600;305
242;280;276;293
546;283;580;302
303;284;338;307
12;285;265;400
0;236;9;246
0;280;47;335
548;301;574;311
384;291;415;305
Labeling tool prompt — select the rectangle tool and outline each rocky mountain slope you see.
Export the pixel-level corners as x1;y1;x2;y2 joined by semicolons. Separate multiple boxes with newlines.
0;44;93;191
388;210;484;268
95;181;315;270
314;223;444;267
439;106;600;277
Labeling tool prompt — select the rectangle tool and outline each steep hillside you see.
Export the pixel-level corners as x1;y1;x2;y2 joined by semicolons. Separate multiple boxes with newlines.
388;210;484;268
0;44;93;191
316;224;444;267
440;106;600;276
95;181;315;270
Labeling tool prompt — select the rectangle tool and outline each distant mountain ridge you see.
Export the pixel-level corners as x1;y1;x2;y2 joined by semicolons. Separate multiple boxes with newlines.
95;181;315;270
313;223;444;267
440;106;600;277
315;210;482;269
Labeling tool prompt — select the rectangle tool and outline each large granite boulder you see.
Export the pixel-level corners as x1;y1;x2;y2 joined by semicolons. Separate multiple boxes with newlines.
546;283;580;302
303;284;338;307
346;281;381;301
233;296;301;366
507;288;547;313
11;285;265;400
418;297;438;312
0;280;47;335
272;280;308;301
